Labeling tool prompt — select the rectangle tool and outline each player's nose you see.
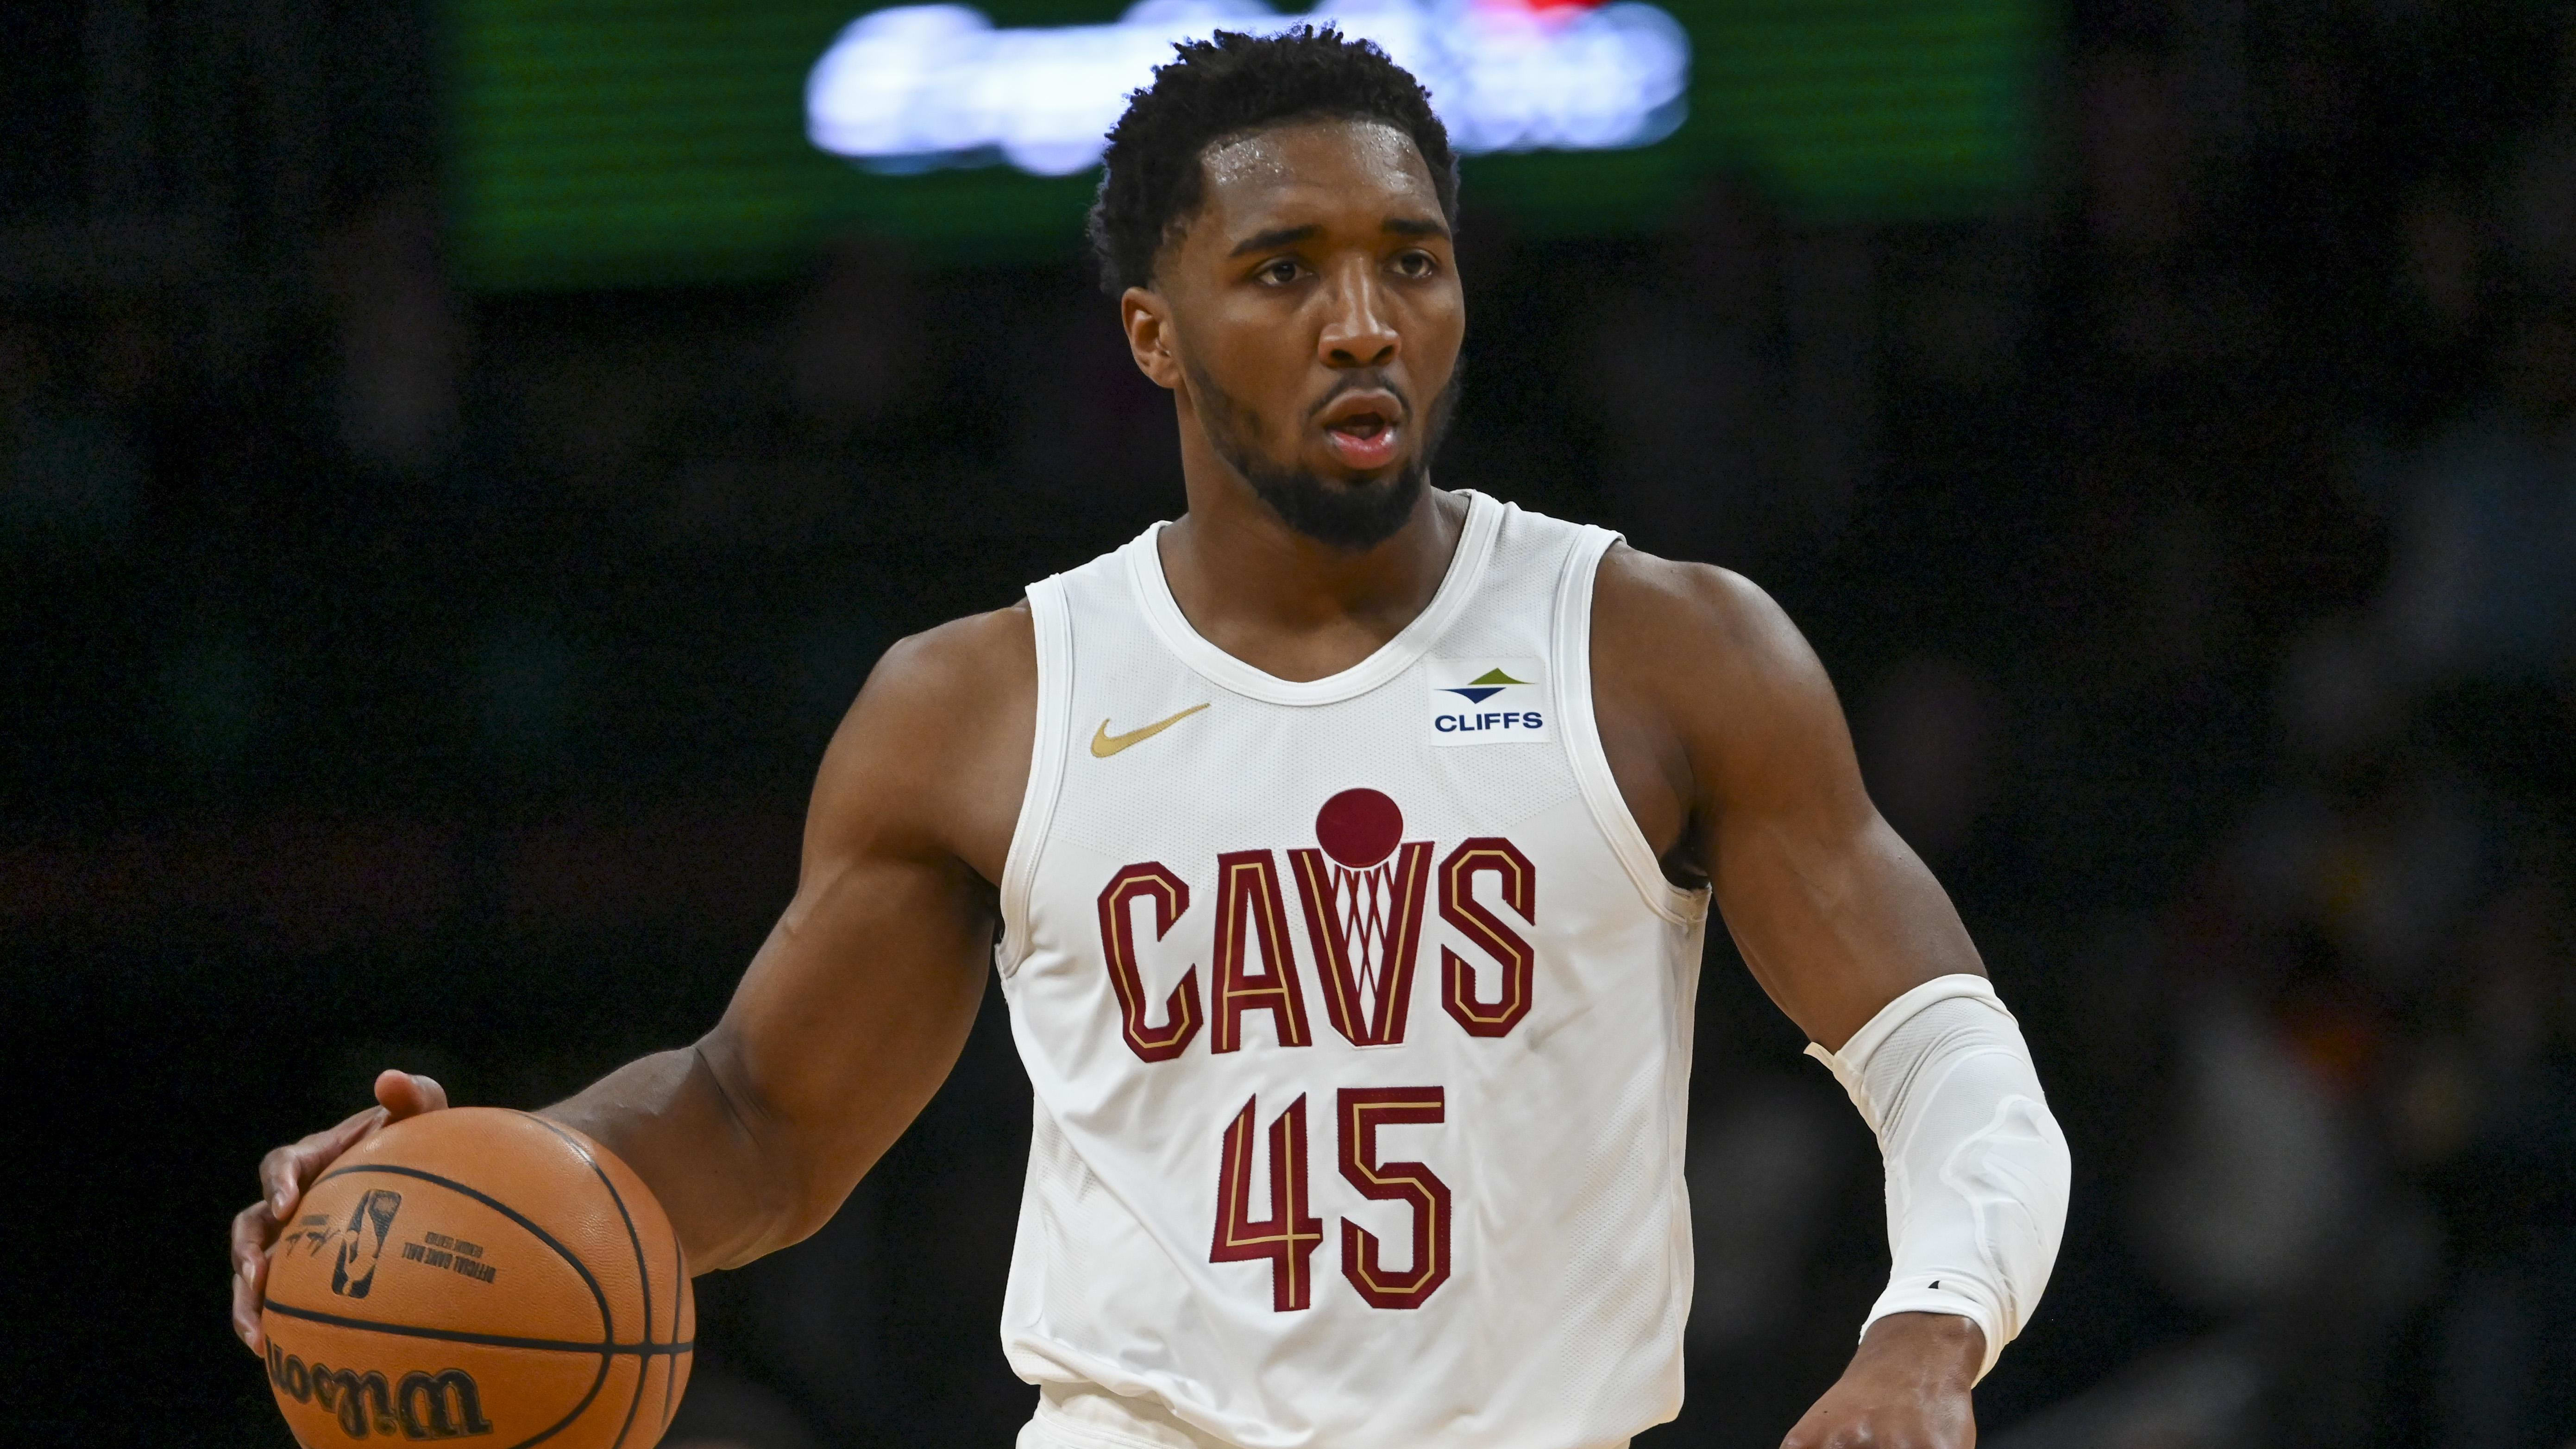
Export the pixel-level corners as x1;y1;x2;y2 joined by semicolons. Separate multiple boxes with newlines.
1317;260;1398;369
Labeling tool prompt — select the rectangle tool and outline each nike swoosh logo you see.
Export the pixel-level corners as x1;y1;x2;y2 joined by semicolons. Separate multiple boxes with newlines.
1091;702;1210;758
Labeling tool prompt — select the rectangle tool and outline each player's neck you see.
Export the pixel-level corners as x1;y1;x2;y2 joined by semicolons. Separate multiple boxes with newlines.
1157;480;1467;684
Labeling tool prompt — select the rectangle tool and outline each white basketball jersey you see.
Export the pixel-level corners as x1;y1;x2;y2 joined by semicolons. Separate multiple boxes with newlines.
995;491;1710;1449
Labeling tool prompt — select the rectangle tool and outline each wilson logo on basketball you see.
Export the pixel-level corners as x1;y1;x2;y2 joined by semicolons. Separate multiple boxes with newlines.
1095;788;1535;1063
265;1344;493;1440
327;1189;404;1299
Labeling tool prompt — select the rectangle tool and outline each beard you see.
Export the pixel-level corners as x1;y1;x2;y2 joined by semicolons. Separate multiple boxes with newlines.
1185;358;1464;551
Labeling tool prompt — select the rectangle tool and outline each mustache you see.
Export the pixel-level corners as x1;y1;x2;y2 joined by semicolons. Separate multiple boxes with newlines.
1305;371;1413;423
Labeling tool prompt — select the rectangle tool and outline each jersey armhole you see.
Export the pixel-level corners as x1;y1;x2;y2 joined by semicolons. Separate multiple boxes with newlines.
996;575;1074;976
1552;529;1711;927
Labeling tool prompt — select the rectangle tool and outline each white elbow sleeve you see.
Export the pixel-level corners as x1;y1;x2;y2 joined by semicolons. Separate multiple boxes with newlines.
1803;975;2071;1381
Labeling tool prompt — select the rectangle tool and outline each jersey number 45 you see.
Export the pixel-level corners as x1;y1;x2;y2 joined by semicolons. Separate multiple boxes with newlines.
1212;1087;1449;1311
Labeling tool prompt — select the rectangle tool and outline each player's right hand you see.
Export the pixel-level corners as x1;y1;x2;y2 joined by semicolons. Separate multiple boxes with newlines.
230;1069;448;1353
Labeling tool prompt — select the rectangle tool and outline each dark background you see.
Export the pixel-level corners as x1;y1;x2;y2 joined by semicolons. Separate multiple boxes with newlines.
10;0;2576;1445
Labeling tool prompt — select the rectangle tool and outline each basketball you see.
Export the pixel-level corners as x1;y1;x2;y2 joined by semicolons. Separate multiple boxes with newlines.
258;1109;693;1448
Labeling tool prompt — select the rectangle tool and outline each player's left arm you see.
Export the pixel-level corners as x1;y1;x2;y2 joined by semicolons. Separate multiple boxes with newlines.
1593;548;2072;1449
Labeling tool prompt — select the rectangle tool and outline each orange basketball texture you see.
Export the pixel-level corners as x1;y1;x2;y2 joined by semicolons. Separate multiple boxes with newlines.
259;1108;694;1448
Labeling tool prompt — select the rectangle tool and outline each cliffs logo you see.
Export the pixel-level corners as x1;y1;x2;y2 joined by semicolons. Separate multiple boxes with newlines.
327;1189;404;1299
1426;659;1551;746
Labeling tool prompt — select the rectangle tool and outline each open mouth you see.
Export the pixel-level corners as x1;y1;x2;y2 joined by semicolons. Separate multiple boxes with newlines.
1318;391;1405;472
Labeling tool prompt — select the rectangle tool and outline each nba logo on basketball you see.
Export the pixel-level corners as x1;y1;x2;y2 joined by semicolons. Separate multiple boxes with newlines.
1425;658;1551;745
327;1189;404;1299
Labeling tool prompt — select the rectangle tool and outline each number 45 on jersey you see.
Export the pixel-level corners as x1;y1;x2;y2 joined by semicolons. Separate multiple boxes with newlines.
1215;1087;1451;1312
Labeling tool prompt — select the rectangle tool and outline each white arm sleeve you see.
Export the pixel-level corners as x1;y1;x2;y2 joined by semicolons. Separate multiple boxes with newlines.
1803;974;2071;1382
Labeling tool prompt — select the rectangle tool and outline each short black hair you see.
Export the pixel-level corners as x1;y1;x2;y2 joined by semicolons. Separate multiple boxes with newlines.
1087;26;1459;294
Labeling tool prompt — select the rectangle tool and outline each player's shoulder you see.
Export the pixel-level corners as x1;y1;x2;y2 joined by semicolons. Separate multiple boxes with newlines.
804;601;1038;868
865;599;1037;713
1592;542;1814;687
819;601;1036;788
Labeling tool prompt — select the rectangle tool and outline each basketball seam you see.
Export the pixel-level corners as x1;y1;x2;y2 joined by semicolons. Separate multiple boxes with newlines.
262;1301;694;1354
515;1113;654;1449
660;1233;684;1431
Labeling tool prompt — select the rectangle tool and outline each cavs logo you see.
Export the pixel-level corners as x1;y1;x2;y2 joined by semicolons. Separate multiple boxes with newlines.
326;1189;404;1299
1096;788;1537;1063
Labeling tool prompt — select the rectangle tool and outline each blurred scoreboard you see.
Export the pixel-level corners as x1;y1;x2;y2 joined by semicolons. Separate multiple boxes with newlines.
449;0;2045;289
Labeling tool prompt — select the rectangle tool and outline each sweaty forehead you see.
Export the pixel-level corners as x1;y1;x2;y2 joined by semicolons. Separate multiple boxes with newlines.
1191;119;1439;236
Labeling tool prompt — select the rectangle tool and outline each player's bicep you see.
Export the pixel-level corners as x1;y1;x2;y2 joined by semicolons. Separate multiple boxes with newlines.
1672;569;1985;1051
709;841;990;1202
699;628;1012;1224
1714;796;1981;1052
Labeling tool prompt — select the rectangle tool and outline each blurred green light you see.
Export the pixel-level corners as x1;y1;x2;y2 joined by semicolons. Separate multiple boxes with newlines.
449;0;2044;289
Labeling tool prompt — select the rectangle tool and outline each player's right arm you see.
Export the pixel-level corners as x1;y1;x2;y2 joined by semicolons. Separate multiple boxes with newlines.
230;604;1037;1352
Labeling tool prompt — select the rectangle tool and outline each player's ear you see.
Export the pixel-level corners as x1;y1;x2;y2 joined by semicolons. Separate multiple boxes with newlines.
1121;286;1182;391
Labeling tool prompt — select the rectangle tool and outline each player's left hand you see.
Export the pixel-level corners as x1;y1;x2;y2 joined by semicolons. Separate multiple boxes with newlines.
1780;1311;1982;1449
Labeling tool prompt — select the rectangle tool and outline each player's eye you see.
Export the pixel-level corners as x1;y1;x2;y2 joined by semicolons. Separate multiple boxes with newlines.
1392;250;1438;279
1256;258;1302;286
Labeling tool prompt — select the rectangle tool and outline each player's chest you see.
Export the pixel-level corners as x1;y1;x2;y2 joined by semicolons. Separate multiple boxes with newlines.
1020;713;1660;1067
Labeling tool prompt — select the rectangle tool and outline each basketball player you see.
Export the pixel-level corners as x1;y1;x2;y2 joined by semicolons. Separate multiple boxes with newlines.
232;30;2069;1449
